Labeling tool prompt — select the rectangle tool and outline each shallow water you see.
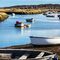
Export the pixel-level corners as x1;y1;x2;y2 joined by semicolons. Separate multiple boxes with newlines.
0;14;60;47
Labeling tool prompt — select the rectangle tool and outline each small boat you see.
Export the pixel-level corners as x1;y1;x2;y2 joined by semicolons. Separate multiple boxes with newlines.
43;11;53;15
30;36;60;45
15;21;31;28
0;49;58;60
46;13;58;17
15;21;24;27
26;18;34;23
44;11;60;18
46;15;55;17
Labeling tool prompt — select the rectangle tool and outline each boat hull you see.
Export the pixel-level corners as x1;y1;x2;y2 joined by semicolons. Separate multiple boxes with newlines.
0;49;57;60
46;15;54;17
30;36;60;45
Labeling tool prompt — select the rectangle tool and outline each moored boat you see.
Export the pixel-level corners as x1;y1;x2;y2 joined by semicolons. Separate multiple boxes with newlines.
15;21;24;27
0;49;58;60
15;21;31;28
46;13;58;17
43;11;53;15
44;11;60;18
30;36;60;45
26;18;34;23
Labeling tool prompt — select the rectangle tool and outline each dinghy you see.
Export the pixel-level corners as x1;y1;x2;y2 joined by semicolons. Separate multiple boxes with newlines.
0;49;58;60
26;18;34;23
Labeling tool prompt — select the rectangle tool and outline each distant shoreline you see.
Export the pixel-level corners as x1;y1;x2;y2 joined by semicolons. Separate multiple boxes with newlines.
0;4;60;14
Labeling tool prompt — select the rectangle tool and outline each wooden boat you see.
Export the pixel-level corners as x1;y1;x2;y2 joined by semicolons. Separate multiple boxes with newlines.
30;36;60;45
0;49;58;60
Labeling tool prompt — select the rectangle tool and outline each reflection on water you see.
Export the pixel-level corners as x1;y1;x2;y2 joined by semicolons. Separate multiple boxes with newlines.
0;14;60;47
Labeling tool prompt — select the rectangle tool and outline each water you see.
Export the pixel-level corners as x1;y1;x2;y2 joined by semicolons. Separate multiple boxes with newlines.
0;0;60;7
0;14;60;48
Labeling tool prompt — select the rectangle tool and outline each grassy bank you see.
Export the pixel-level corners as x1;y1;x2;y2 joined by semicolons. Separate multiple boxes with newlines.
0;4;60;14
0;8;46;14
0;8;60;14
0;12;8;22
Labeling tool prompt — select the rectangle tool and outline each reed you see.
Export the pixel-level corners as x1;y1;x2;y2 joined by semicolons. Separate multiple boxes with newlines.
0;12;8;21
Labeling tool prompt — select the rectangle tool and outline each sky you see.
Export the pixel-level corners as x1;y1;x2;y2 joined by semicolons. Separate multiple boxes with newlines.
0;0;60;7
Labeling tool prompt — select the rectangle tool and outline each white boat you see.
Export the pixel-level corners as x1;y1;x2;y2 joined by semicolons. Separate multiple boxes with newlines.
0;49;57;60
44;11;60;18
43;11;53;15
30;36;60;45
46;13;58;18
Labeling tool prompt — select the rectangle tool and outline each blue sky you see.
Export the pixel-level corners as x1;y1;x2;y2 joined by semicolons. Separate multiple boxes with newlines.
0;0;60;7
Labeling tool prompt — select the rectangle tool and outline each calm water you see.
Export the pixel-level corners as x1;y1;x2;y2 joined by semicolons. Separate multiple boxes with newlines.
0;14;60;47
